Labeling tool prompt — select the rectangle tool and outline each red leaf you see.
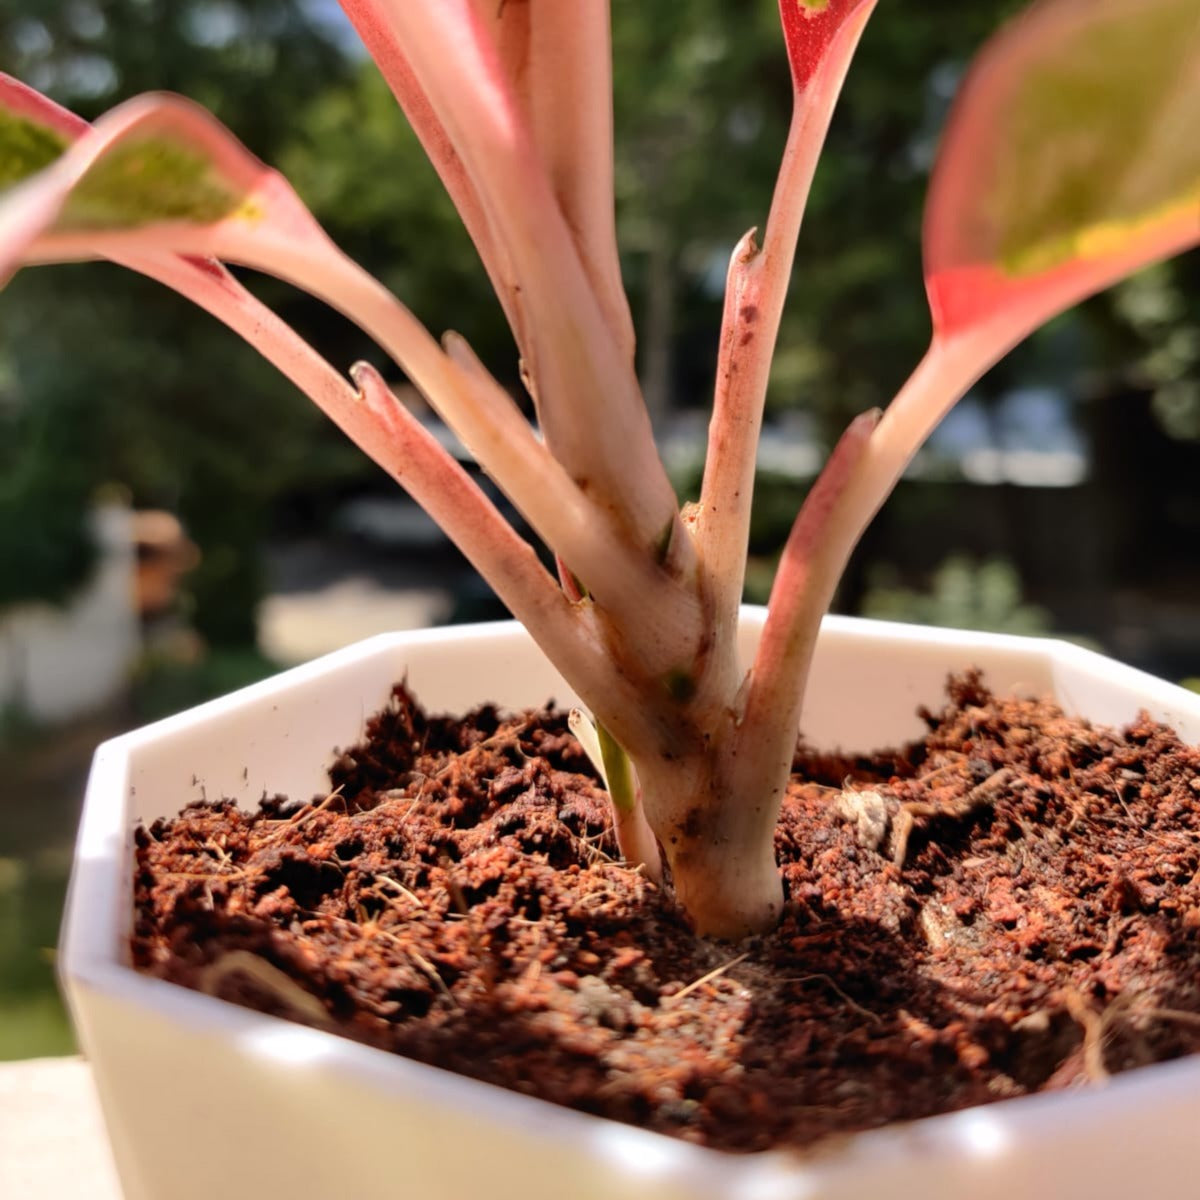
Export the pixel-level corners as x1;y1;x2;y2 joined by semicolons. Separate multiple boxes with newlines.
924;0;1200;342
777;0;879;90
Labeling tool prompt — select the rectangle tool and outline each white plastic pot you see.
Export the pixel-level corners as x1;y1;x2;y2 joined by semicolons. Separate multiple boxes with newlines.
60;611;1200;1200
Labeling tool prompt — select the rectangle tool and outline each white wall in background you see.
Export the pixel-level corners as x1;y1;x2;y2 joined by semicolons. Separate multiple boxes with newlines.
0;504;138;723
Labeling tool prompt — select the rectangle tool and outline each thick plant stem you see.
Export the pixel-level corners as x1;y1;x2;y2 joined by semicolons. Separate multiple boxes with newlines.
654;331;1015;939
231;232;707;680
635;739;784;940
670;833;782;942
521;1;633;361
373;2;678;554
639;413;879;941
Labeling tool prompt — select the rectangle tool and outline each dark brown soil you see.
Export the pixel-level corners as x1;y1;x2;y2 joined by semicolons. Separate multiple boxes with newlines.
131;672;1200;1153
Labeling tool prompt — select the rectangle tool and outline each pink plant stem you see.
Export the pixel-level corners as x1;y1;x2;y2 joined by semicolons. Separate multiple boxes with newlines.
698;1;878;640
374;3;680;558
699;227;766;645
522;1;634;361
234;233;706;677
350;364;642;706
348;373;687;761
126;252;594;665
739;408;881;755
121;251;374;440
737;327;1008;799
476;0;631;354
128;248;635;717
336;2;528;350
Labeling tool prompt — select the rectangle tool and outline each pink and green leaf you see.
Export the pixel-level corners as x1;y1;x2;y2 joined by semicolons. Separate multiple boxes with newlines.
0;87;422;443
0;89;333;281
0;76;83;276
925;0;1200;342
0;80;81;186
0;80;328;389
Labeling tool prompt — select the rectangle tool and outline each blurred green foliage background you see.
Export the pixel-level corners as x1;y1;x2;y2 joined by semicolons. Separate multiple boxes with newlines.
0;0;1197;1059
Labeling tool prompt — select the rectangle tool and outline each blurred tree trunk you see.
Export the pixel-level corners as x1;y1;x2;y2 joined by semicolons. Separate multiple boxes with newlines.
639;235;676;426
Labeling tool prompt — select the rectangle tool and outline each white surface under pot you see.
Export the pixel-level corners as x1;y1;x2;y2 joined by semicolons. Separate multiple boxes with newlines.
60;611;1200;1200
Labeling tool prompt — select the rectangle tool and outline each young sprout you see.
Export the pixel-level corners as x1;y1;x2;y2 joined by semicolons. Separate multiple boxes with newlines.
568;708;662;883
1;0;1197;937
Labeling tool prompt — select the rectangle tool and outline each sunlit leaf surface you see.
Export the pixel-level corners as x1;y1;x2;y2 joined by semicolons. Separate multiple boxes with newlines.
925;0;1200;338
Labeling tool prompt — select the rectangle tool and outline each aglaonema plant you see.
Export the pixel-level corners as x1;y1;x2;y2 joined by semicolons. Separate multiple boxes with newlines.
2;0;1197;937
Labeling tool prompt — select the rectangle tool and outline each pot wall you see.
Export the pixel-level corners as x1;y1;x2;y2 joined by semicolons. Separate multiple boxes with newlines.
60;612;1200;1199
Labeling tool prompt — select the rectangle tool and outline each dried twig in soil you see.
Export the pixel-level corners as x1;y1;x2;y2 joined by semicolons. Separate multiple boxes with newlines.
667;952;750;1005
779;972;883;1024
1062;987;1110;1083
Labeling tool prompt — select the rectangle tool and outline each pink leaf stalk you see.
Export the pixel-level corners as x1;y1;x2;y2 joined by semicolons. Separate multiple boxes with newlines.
347;2;677;565
698;0;878;653
335;1;523;346
3;0;1198;939
467;0;633;360
749;0;1200;754
0;79;623;692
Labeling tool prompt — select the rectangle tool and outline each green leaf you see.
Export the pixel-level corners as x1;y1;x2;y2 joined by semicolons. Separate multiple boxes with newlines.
991;0;1200;276
925;0;1200;338
58;136;246;232
0;108;69;190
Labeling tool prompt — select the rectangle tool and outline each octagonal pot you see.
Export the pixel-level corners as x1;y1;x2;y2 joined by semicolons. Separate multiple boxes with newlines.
60;610;1200;1200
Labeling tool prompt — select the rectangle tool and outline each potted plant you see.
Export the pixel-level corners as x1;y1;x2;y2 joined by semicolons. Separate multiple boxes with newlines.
2;0;1199;1195
59;615;1200;1199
